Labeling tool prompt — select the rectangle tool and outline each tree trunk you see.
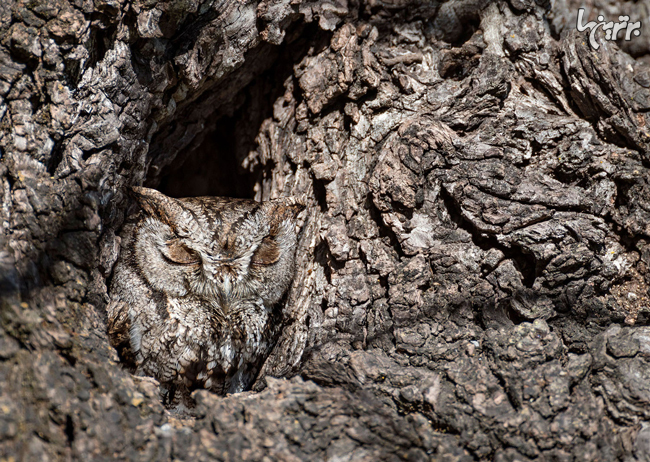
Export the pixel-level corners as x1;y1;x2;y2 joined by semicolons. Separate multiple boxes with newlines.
2;0;650;459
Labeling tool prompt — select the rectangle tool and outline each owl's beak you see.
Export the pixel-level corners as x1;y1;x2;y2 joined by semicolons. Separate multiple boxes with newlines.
216;257;236;263
208;256;236;265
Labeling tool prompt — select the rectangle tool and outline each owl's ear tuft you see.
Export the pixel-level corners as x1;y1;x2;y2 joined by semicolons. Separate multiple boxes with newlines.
268;197;306;222
287;202;306;219
131;187;173;216
130;187;187;232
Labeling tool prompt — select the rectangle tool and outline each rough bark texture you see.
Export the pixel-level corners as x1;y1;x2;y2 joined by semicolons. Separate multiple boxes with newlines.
2;0;650;460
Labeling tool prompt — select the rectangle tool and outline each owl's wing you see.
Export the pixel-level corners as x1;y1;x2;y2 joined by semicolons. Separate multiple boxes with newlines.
107;300;136;369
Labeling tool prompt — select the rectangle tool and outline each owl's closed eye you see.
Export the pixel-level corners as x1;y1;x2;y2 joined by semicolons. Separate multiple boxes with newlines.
162;239;201;265
252;237;281;266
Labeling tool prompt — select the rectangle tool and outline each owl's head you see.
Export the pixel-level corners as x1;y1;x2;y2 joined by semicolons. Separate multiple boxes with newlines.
129;187;305;310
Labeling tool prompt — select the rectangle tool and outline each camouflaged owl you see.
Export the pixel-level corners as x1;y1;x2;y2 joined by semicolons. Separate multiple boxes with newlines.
107;187;305;406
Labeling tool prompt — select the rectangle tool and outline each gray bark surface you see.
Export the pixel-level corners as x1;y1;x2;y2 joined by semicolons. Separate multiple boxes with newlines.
2;0;650;460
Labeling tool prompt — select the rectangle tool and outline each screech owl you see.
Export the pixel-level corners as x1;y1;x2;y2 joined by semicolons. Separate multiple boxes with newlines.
107;187;305;406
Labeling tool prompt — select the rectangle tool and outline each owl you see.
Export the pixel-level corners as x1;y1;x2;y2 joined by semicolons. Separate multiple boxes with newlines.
107;187;305;406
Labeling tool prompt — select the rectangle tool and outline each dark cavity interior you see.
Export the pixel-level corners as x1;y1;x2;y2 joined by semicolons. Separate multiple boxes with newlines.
154;22;327;200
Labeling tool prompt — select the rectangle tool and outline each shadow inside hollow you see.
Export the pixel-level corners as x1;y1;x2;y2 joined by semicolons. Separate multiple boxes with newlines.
153;21;331;199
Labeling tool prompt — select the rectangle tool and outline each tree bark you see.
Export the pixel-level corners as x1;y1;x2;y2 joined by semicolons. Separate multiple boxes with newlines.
2;0;650;460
